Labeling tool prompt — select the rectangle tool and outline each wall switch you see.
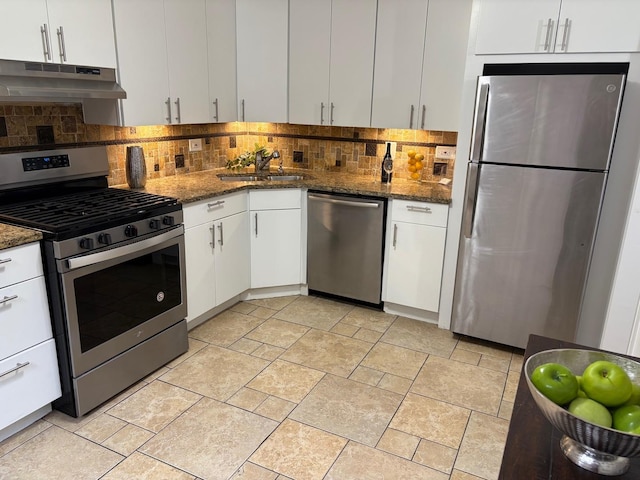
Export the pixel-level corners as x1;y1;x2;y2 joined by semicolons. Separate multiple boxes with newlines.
385;141;397;160
435;146;456;160
189;138;203;152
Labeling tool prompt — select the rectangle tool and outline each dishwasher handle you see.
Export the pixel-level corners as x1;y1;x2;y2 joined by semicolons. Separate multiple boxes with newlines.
308;193;381;209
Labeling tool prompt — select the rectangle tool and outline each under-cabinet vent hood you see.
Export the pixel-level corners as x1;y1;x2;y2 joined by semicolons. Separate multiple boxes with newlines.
0;59;126;101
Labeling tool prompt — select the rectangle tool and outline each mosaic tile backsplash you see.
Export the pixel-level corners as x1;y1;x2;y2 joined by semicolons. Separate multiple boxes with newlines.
0;104;457;186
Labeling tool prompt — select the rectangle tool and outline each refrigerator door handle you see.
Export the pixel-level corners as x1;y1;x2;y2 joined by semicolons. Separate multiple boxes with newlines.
470;82;489;162
463;163;480;238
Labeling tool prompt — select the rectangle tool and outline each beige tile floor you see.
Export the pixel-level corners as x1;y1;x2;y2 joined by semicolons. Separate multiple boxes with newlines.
0;295;524;480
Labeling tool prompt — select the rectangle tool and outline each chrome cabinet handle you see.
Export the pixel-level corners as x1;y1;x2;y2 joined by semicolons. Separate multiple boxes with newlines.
406;205;432;213
165;97;172;123
56;26;67;62
0;258;12;265
0;362;30;379
218;223;224;246
320;102;325;125
174;97;181;123
463;163;480;238
560;18;570;51
409;105;415;129
213;98;219;121
0;294;18;305
420;105;426;130
207;200;225;209
241;99;245;121
470;82;489;162
392;224;398;248
254;213;258;237
330;102;335;125
543;18;554;51
209;225;215;249
41;24;51;61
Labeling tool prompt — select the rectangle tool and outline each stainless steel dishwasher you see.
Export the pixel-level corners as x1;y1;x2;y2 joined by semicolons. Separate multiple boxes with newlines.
307;191;387;306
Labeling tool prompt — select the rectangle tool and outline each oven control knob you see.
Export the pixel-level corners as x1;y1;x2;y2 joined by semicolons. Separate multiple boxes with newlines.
162;215;175;226
79;237;94;250
149;219;161;230
98;233;112;245
124;225;138;237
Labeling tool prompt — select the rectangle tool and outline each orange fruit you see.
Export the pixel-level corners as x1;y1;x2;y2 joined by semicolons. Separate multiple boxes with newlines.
407;150;417;158
408;158;416;165
408;165;417;173
415;153;425;161
415;161;423;170
410;172;420;180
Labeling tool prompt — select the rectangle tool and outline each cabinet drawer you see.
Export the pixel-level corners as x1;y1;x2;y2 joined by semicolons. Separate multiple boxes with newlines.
0;339;61;431
390;200;448;227
0;243;43;288
184;191;248;227
1;276;52;361
250;189;302;210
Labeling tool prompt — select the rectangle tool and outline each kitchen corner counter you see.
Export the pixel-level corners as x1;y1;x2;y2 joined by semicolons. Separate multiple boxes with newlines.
114;169;453;205
0;224;42;250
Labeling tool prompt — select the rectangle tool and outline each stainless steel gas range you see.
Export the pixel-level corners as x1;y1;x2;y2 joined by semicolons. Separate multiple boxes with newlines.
0;146;188;417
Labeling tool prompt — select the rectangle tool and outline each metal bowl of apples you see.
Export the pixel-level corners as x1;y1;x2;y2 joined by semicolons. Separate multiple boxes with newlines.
525;348;640;476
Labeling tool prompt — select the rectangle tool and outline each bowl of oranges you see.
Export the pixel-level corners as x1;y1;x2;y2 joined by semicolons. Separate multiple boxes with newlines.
407;150;424;181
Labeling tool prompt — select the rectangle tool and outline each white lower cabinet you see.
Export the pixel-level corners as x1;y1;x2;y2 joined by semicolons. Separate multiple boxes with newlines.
249;189;302;289
184;192;250;322
383;200;448;313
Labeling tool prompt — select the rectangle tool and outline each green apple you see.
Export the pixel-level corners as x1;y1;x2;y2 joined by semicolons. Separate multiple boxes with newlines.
530;362;579;405
622;383;640;406
568;397;613;428
613;404;640;433
581;360;632;407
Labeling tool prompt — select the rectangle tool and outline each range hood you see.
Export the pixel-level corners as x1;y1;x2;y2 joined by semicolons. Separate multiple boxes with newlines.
0;59;126;101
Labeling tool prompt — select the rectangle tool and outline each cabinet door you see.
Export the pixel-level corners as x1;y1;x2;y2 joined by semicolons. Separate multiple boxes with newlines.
236;0;288;123
45;0;117;67
475;0;561;54
370;0;428;129
251;209;302;289
214;211;250;305
185;223;216;322
419;0;472;132
206;0;238;123
0;0;49;62
289;0;331;125
112;0;170;126
328;0;377;127
385;222;446;312
164;0;210;124
558;0;640;53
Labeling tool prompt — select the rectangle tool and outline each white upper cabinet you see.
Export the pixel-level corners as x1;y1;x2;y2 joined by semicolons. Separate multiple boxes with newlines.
206;0;238;123
236;0;289;123
0;0;116;67
371;0;429;129
289;0;377;127
475;0;640;54
113;0;209;126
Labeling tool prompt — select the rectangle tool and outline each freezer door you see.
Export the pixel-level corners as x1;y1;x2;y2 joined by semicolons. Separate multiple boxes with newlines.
477;74;625;170
451;164;606;349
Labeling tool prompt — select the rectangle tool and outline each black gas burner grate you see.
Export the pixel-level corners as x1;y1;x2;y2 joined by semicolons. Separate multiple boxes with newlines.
0;188;179;234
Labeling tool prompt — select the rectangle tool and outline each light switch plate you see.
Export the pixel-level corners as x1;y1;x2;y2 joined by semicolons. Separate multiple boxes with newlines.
435;146;456;160
189;138;203;152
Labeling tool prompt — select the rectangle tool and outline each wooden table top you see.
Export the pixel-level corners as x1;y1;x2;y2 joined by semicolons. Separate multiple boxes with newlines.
499;334;640;479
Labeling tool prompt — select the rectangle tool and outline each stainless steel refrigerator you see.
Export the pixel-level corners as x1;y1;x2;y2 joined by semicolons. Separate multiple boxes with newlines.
451;72;626;349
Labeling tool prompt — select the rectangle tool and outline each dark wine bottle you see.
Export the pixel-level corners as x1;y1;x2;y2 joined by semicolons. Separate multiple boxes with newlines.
381;142;392;183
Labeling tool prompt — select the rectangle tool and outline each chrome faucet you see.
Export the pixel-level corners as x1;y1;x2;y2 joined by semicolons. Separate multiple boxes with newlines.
255;149;280;172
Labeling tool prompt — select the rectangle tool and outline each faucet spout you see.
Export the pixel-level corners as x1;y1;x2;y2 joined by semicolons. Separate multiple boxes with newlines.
255;149;280;172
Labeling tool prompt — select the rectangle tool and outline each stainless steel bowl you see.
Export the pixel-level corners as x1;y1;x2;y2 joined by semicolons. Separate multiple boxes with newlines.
525;349;640;475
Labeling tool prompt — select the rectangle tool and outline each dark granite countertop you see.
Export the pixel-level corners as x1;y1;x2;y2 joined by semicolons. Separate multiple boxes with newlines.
0;224;42;251
114;168;453;205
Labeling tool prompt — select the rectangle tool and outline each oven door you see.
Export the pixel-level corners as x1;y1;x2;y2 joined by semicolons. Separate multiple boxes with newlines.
57;226;187;377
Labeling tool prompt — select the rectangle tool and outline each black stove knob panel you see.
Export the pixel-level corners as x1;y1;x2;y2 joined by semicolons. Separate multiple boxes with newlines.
149;219;161;230
124;225;138;237
79;237;94;250
162;215;175;226
98;233;112;245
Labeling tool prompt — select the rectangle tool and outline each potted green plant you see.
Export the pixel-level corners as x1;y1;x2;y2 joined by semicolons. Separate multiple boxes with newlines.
226;143;272;171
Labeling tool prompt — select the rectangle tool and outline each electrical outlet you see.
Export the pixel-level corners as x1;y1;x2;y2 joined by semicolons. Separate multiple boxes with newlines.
435;146;456;160
385;141;397;160
293;151;304;163
175;154;185;168
189;138;203;152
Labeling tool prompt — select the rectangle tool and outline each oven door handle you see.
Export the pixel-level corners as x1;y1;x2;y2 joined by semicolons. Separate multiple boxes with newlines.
66;227;184;271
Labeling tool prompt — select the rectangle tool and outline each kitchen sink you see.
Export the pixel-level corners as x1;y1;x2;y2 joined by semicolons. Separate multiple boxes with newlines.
266;175;304;181
217;174;261;181
217;173;305;182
